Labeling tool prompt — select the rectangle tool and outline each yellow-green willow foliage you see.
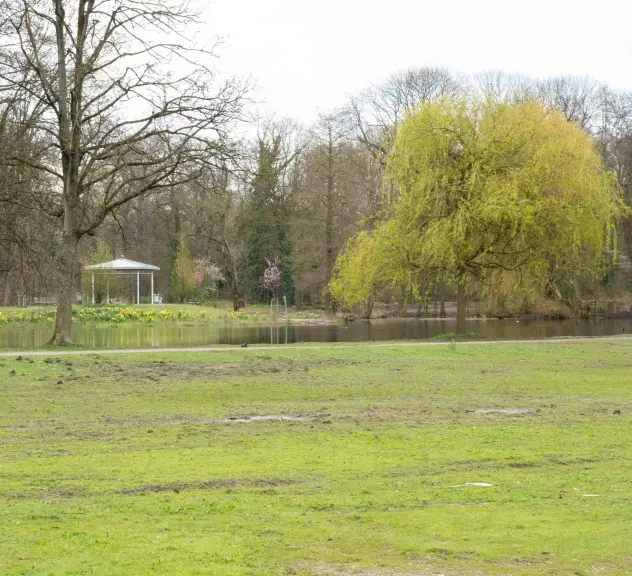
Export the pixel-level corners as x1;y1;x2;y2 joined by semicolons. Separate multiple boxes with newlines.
330;98;626;325
329;231;382;308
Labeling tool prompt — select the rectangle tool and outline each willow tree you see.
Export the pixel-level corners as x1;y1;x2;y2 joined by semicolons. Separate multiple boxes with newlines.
329;231;382;317
332;98;625;332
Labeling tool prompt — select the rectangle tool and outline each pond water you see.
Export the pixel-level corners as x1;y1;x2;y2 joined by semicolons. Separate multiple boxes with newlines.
0;317;631;349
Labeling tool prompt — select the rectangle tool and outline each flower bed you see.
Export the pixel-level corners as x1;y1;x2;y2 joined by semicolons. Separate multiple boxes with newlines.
75;306;191;323
0;310;56;324
228;310;262;321
0;307;191;324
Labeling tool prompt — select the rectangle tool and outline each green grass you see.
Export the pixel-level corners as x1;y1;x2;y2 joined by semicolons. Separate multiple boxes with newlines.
0;341;630;575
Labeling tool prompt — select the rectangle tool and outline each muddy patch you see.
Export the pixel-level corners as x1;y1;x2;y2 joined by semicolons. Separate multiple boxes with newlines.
97;358;304;383
104;360;283;382
311;565;467;576
102;412;326;427
220;414;306;423
119;476;299;496
474;408;531;415
9;477;300;500
10;486;91;500
506;460;540;469
95;356;363;383
2;413;324;434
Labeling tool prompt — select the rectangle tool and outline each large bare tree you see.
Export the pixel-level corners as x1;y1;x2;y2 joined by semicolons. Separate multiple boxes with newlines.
0;83;58;305
0;0;246;342
346;67;461;223
348;67;461;164
298;111;367;315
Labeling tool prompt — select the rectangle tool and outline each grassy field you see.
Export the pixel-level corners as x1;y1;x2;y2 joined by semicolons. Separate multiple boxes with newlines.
0;341;630;575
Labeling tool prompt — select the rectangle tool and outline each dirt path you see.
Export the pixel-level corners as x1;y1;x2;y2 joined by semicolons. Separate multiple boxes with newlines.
1;334;631;357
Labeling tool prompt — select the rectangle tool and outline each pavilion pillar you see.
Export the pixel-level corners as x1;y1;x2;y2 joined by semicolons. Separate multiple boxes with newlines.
151;272;154;304
91;273;94;304
136;271;140;304
106;277;110;304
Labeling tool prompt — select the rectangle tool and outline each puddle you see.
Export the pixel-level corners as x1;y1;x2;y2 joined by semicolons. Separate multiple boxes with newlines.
451;482;494;488
475;408;531;415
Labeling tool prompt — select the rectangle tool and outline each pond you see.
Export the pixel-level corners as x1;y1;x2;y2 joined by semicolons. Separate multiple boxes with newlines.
0;317;631;349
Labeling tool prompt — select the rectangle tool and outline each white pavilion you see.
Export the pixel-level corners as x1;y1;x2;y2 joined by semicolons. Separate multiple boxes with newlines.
84;256;160;304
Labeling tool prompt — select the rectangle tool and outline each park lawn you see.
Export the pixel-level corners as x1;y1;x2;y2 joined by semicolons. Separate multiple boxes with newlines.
0;341;630;575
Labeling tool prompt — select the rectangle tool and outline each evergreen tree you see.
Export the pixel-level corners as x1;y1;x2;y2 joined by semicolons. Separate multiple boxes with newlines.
241;125;297;303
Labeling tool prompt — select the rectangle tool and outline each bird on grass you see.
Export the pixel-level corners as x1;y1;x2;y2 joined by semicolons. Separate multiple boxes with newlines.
241;343;248;348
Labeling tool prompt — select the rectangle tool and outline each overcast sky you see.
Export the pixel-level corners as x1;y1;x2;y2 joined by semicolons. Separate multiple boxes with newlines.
209;0;632;124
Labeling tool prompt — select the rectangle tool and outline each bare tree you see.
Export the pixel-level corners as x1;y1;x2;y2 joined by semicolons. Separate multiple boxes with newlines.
0;0;247;342
297;111;368;315
187;164;246;310
0;83;59;304
346;67;461;221
310;112;345;315
348;67;461;162
473;70;534;103
534;76;602;130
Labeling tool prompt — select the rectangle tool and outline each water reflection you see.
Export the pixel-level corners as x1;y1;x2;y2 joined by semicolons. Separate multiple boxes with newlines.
0;317;631;349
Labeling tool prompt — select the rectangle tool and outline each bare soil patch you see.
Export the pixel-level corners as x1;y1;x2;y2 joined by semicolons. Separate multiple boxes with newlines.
311;565;475;576
474;408;531;415
94;357;359;383
119;477;299;496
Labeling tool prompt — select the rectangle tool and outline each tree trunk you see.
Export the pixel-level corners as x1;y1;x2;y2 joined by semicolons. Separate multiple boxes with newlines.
2;241;17;306
3;269;13;306
439;281;447;318
399;289;408;316
231;285;243;311
51;228;79;344
221;238;243;311
324;185;333;318
456;278;466;334
324;144;335;318
324;289;333;319
362;296;373;319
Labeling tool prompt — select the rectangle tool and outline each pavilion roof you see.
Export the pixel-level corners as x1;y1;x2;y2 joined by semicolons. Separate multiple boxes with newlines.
84;257;160;271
